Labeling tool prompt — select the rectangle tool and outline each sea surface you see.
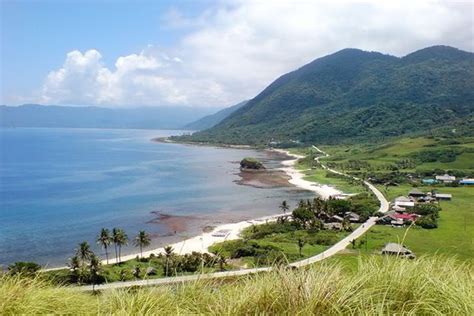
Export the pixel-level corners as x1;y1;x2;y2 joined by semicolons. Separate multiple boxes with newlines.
0;128;312;267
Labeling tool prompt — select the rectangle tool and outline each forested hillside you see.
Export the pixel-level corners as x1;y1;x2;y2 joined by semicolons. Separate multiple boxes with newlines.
176;46;474;146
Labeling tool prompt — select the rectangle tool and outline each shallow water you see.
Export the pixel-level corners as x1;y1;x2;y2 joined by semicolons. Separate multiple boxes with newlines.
0;128;312;267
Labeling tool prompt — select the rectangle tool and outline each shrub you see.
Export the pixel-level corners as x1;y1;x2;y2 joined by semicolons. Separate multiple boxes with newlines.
416;215;438;229
8;262;41;276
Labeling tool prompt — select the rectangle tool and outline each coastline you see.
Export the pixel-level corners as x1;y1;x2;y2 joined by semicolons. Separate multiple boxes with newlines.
43;143;343;271
99;148;344;266
273;149;343;199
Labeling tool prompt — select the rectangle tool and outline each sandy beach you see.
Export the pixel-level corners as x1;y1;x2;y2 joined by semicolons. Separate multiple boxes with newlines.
97;149;343;265
42;148;343;270
273;149;343;199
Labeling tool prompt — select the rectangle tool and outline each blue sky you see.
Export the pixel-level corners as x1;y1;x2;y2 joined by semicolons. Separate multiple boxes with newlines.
1;0;212;103
1;0;473;107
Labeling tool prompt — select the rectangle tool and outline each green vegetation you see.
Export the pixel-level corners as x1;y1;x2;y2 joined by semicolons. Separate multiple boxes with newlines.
209;195;377;267
239;157;265;170
209;222;352;266
367;185;473;260
2;256;472;315
176;46;474;146
305;136;473;261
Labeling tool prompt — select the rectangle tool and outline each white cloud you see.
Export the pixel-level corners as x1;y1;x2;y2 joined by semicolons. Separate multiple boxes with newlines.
39;0;473;107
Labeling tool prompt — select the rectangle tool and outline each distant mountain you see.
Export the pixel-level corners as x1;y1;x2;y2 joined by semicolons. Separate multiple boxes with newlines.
183;100;248;130
178;46;474;145
0;104;218;129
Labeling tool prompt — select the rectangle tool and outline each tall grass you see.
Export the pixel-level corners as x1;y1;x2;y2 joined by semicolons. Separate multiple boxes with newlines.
1;256;472;315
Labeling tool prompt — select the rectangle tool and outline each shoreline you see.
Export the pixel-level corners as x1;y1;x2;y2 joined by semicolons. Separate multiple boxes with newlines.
43;144;343;271
273;149;343;199
97;148;344;266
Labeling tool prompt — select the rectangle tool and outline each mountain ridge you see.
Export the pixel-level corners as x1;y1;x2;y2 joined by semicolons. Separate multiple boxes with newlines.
177;45;474;146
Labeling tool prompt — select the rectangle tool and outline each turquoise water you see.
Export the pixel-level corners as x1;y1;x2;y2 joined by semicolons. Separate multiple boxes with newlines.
0;128;311;267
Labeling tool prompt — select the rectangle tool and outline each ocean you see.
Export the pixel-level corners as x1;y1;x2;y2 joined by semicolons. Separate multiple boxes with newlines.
0;128;312;267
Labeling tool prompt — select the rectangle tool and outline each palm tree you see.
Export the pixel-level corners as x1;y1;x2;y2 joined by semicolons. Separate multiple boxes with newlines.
76;241;93;264
134;230;151;258
297;237;306;257
164;246;174;276
279;200;289;214
97;228;112;264
112;228;119;263
89;254;101;290
116;229;128;263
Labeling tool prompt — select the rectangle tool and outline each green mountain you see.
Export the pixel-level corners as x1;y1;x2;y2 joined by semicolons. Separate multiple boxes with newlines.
177;46;474;146
183;100;248;130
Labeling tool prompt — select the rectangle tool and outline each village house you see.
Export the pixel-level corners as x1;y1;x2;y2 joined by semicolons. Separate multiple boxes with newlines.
408;188;426;198
422;178;438;185
460;178;474;185
434;193;452;201
381;243;415;258
435;174;456;183
344;211;360;222
393;196;415;208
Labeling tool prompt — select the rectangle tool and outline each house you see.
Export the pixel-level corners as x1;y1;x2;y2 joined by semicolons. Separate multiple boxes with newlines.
408;189;426;198
422;179;438;185
381;243;415;258
460;179;474;185
435;174;456;183
417;196;436;203
434;193;452;201
324;222;342;230
390;219;405;227
376;213;395;225
344;212;360;222
393;196;415;208
391;205;406;212
392;213;419;222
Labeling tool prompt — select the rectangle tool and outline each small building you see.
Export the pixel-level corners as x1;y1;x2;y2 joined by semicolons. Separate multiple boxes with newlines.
422;179;438;185
392;213;419;222
408;189;426;198
435;174;456;183
394;196;415;208
330;215;344;222
417;196;436;203
344;212;360;222
381;243;415;258
390;219;405;227
460;179;474;186
324;222;342;230
434;193;452;201
391;205;406;212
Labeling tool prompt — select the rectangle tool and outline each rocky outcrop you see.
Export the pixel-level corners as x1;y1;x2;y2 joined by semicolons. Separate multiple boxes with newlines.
240;157;265;170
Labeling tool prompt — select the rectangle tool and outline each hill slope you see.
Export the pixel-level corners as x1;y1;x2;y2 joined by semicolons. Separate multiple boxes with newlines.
183;100;247;130
179;46;474;145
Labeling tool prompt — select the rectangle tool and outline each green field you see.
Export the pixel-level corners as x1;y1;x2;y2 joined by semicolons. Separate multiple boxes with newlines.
300;136;474;261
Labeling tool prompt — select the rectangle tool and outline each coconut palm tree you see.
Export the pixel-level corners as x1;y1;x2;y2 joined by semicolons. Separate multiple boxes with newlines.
115;229;128;263
297;237;306;257
89;254;101;290
76;241;93;264
133;230;151;258
112;228;120;263
96;228;112;264
279;200;289;214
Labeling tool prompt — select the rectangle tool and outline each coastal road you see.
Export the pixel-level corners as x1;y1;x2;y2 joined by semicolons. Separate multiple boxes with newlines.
78;146;389;291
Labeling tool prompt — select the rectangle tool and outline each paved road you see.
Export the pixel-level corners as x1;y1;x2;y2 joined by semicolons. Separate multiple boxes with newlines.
78;146;389;291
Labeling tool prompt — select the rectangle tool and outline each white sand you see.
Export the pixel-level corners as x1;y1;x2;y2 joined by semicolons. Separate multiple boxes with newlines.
274;149;343;199
105;149;344;265
109;214;286;264
42;149;343;270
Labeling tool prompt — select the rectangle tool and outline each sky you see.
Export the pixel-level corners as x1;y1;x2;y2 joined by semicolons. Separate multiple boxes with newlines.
1;0;473;108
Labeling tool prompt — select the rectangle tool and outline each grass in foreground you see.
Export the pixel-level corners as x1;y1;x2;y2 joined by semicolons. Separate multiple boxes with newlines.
2;256;472;315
